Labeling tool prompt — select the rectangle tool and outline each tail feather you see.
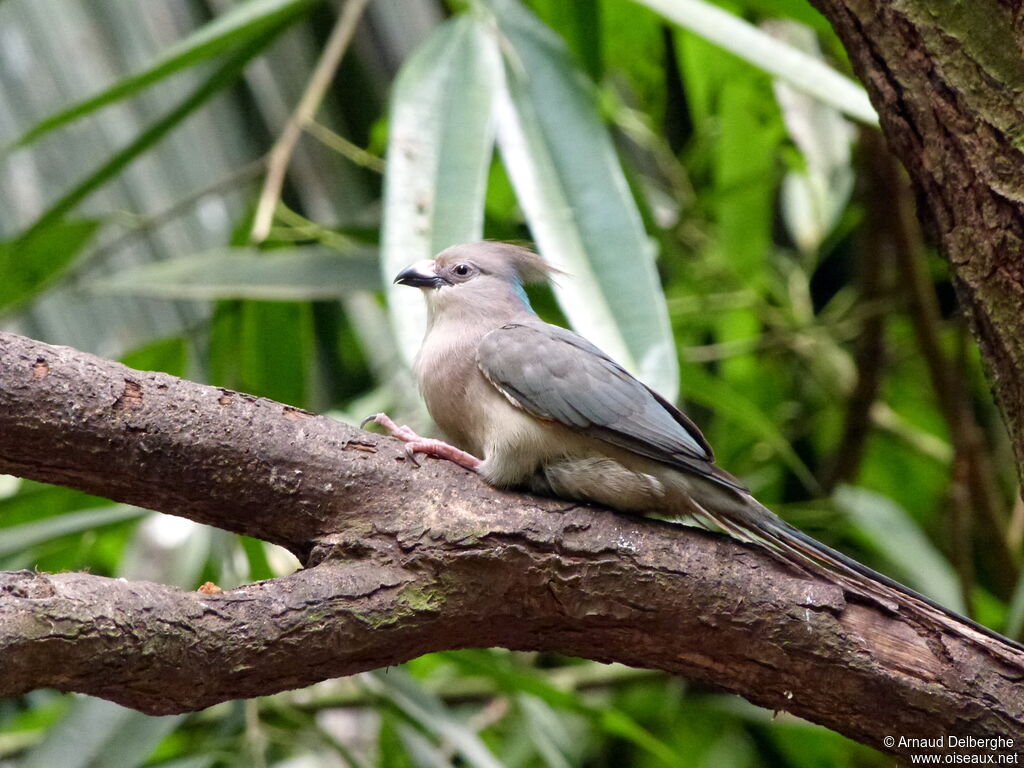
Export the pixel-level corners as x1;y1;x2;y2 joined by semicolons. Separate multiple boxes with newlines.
698;495;1024;656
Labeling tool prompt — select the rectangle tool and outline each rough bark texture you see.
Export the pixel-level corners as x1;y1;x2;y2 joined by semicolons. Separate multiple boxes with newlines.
2;332;1024;757
809;0;1024;481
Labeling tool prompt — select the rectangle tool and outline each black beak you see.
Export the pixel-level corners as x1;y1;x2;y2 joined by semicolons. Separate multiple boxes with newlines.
394;260;447;288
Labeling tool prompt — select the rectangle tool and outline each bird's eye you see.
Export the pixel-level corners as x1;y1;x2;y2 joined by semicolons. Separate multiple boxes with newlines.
453;263;471;277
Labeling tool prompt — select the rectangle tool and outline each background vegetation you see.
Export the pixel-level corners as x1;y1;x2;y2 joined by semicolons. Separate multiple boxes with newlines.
0;0;1019;765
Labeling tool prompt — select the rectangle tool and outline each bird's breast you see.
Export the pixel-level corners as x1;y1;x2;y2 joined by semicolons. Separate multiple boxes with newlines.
414;331;564;480
414;333;492;456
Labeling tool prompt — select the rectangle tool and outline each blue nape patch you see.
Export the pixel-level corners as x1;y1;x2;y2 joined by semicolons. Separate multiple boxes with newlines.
514;281;534;310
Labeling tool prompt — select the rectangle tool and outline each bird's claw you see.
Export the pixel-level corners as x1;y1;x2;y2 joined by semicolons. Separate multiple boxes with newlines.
403;444;422;467
360;412;419;442
360;412;482;472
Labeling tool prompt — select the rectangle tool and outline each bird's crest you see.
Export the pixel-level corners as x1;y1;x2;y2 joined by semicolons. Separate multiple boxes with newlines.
435;241;562;285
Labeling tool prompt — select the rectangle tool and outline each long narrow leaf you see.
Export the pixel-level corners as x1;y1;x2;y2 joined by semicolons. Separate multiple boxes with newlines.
84;247;380;300
0;505;144;557
1006;570;1024;638
0;219;99;312
22;699;183;768
443;651;680;767
680;363;819;492
769;20;855;256
634;0;877;125
381;16;500;366
488;0;680;398
365;670;504;768
394;724;457;768
7;0;315;150
21;31;280;239
834;485;965;611
516;694;574;768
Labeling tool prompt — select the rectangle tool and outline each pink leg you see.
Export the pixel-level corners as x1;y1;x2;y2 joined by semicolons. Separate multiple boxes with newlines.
361;413;481;472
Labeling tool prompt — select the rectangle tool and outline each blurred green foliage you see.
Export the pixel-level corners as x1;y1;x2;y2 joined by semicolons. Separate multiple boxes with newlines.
0;0;1019;765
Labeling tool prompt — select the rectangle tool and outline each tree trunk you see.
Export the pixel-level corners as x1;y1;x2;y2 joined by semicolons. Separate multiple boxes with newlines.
810;0;1024;482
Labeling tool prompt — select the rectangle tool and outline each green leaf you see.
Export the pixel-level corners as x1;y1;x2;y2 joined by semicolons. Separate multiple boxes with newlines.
680;364;819;493
441;651;579;710
709;78;782;396
0;506;145;557
526;0;603;80
598;0;666;109
599;708;681;767
143;758;216;768
381;15;500;367
834;485;965;611
489;0;681;399
21;698;183;768
84;247;381;300
0;484;135;573
442;651;680;767
240;536;275;582
7;0;316;150
365;670;504;768
120;336;189;377
0;220;100;311
21;32;281;239
634;0;877;125
206;302;245;391
770;20;856;257
516;694;574;768
714;78;781;276
1006;570;1024;638
394;723;456;768
0;483;109;530
239;301;311;406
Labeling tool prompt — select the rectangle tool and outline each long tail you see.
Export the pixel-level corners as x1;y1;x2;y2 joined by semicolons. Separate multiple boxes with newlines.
698;494;1024;656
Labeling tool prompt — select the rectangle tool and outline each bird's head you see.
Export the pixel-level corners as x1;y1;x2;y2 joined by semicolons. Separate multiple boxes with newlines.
394;242;558;322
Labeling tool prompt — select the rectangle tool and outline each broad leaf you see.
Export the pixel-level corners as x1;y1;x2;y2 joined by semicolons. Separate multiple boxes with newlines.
835;485;965;611
489;0;680;398
635;0;877;125
381;15;500;366
769;20;856;257
85;247;380;300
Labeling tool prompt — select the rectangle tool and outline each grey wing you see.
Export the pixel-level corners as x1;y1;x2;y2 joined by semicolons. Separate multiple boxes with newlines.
477;322;746;492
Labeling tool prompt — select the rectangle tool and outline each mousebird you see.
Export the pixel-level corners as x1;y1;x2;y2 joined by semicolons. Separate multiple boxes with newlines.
364;241;1022;654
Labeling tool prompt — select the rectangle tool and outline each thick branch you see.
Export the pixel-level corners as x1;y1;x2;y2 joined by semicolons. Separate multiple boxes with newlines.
1;331;1023;756
808;0;1024;483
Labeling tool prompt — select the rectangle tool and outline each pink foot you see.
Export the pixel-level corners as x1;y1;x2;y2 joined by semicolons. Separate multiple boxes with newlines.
361;413;481;472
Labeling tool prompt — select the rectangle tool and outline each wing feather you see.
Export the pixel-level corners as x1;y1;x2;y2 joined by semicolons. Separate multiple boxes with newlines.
477;321;745;492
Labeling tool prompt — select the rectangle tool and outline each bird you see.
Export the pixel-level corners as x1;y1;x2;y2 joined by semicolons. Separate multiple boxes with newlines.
364;240;1022;655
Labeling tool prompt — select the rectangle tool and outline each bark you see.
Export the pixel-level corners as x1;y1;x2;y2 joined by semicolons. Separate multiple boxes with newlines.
808;0;1024;482
1;332;1023;757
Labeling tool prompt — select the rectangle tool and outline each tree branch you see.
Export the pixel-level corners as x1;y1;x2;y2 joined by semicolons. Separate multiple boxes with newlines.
1;331;1023;755
249;0;371;243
